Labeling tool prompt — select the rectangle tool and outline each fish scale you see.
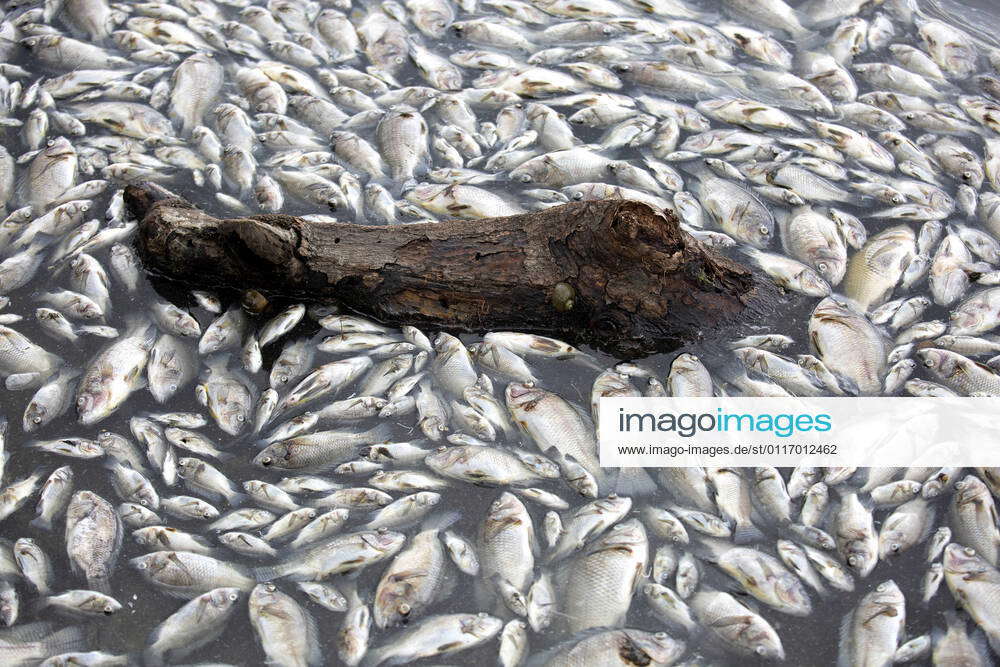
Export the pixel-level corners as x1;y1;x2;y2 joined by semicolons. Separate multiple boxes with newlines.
0;0;999;663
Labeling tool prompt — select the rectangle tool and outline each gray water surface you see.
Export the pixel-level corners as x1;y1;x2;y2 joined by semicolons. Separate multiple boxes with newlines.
0;0;997;664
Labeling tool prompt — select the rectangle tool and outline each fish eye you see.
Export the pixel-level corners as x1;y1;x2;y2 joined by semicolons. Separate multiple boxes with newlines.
963;171;974;181
572;192;583;200
817;262;828;272
755;646;766;656
261;456;272;466
965;547;976;555
890;543;900;554
399;602;411;615
518;173;531;183
46;139;54;146
237;414;245;422
758;225;770;235
266;583;277;592
923;358;935;368
137;562;148;570
104;605;115;615
876;582;887;591
602;26;612;35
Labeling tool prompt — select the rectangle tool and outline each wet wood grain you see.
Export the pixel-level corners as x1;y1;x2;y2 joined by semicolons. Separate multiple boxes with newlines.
125;183;772;357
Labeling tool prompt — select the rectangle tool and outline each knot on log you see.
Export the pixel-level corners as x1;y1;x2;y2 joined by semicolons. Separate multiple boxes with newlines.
125;183;777;358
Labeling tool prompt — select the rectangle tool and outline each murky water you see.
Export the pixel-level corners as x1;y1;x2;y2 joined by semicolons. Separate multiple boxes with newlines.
2;0;1000;664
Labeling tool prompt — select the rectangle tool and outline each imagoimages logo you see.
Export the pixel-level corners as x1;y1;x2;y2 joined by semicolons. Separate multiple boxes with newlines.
617;406;833;438
598;396;1000;467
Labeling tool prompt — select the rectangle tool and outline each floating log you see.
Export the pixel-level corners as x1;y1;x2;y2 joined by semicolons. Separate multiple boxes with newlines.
125;184;776;358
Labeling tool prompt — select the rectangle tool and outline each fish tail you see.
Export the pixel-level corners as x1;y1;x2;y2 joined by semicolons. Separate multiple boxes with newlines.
391;178;416;199
143;646;166;667
588;463;613;497
733;521;765;545
28;514;52;532
40;624;88;655
227;490;249;507
421;509;461;533
366;421;395;445
124;313;156;347
30;596;51;615
613;467;658;497
252;564;286;582
215;450;237;463
86;572;113;596
794;28;824;50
